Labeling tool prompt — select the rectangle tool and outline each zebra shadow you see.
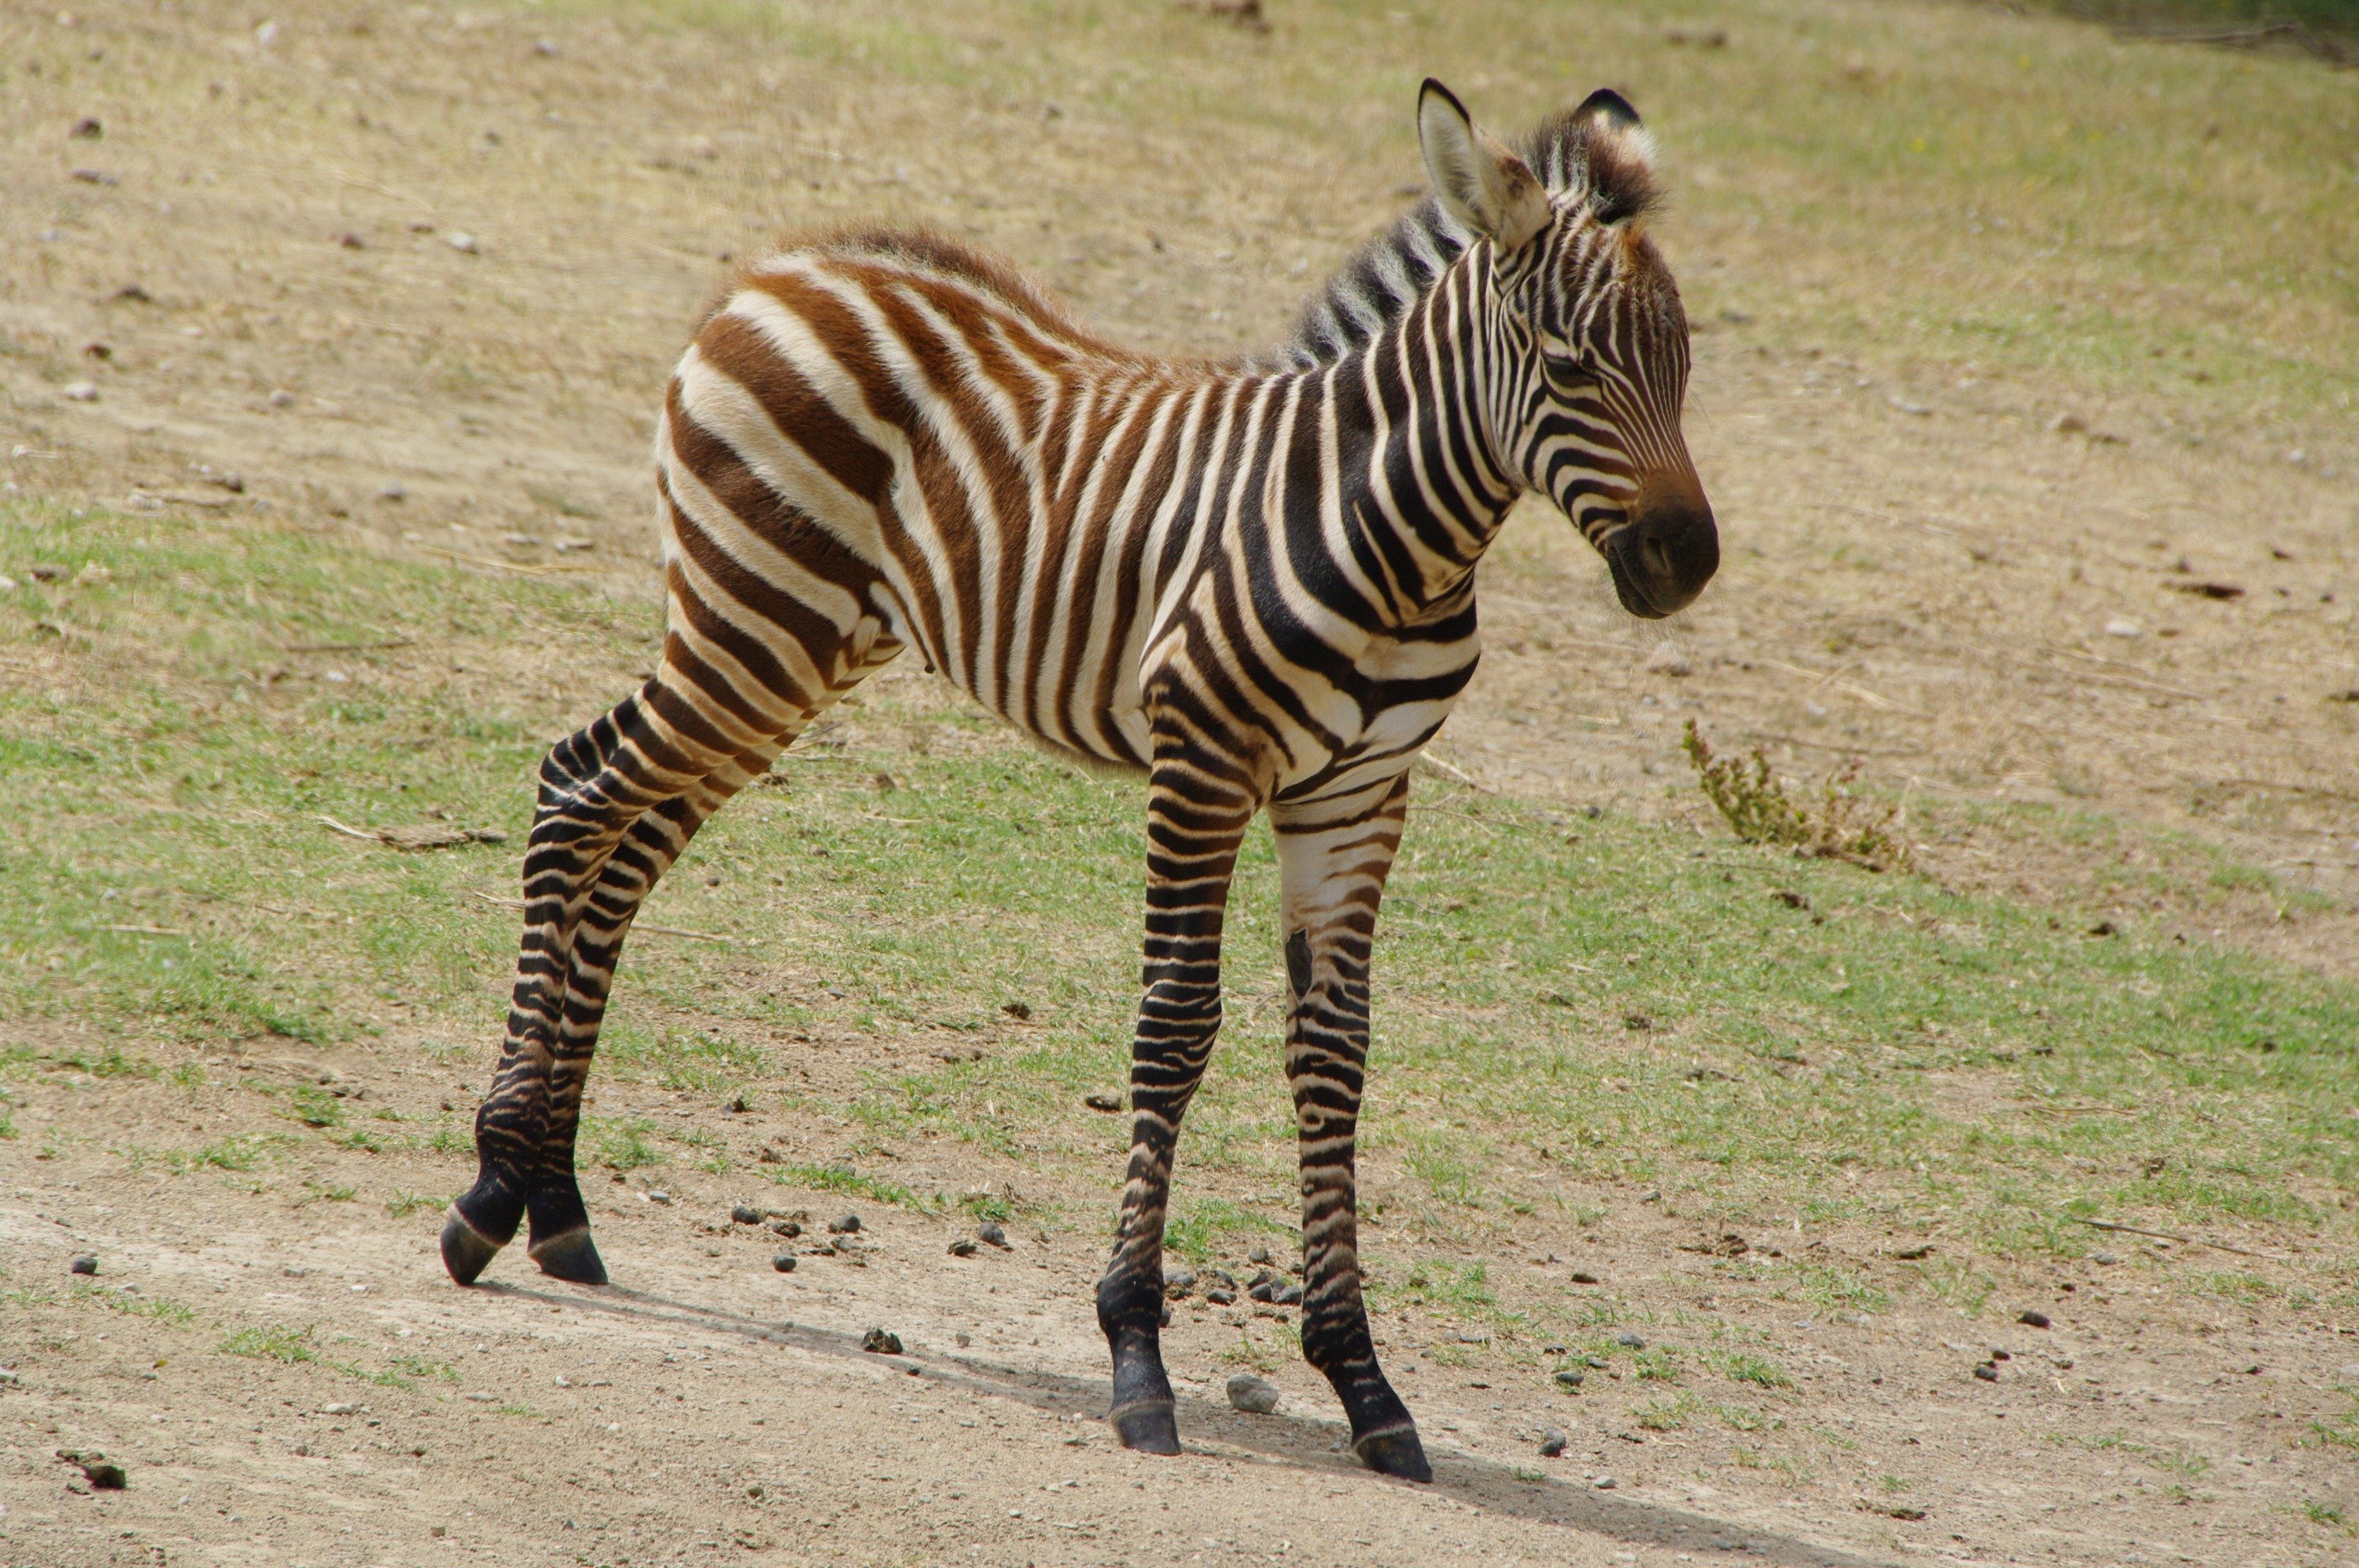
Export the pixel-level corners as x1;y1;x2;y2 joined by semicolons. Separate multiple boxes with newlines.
473;1279;1889;1567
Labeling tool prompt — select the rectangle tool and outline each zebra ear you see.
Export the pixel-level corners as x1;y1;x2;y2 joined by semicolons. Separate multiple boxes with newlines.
1418;78;1551;252
1570;88;1660;225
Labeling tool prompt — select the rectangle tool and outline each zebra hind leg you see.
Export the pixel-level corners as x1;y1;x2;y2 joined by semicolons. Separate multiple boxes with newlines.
1098;760;1256;1455
1272;776;1430;1481
522;739;782;1282
443;684;776;1286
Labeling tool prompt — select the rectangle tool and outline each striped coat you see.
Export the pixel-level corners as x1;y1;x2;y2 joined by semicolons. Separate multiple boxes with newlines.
443;81;1716;1482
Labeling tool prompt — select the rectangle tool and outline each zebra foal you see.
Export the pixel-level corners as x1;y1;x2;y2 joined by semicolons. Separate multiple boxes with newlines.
443;80;1717;1480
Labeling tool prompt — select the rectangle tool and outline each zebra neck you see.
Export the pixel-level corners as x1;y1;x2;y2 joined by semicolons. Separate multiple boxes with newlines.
1318;256;1522;622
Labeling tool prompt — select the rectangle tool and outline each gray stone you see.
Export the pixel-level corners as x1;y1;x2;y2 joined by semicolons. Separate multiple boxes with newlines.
1225;1374;1280;1414
1538;1427;1568;1457
69;1255;97;1276
1614;1331;1645;1350
827;1214;861;1235
772;1253;796;1273
730;1204;761;1226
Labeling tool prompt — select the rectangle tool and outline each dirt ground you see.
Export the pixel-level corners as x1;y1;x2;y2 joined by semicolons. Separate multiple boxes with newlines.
4;2;2357;1565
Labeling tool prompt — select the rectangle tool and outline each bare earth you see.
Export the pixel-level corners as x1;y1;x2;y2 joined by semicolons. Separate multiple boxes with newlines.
3;2;2356;1566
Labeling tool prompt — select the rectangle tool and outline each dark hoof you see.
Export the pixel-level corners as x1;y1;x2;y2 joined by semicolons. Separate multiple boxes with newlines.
440;1210;504;1287
1354;1426;1433;1483
529;1226;608;1285
1110;1400;1182;1456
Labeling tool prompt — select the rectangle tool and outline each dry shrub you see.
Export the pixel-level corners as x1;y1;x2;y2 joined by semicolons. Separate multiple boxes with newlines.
1681;720;1914;873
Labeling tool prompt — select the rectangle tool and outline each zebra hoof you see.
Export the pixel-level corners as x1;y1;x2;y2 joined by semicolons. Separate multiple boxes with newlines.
528;1227;609;1286
439;1210;505;1287
1353;1426;1433;1483
1109;1400;1182;1456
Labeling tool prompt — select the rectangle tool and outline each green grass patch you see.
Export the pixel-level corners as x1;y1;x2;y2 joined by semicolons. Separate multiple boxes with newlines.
1;493;2354;1305
219;1325;317;1364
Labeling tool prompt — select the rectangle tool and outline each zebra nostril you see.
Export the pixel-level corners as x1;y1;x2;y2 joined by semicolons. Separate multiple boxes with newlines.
1641;536;1672;578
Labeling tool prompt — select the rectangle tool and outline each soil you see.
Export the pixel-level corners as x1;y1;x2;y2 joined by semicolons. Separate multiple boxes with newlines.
3;3;2356;1565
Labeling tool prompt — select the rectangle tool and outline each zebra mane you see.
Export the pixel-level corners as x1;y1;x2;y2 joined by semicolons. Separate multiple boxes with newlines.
1279;100;1662;369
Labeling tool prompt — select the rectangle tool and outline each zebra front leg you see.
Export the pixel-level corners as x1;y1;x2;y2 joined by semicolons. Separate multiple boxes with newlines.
1098;758;1256;1455
1271;772;1430;1481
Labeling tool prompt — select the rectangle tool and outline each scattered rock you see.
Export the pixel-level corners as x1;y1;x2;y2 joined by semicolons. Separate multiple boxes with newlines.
58;1450;125;1489
1643;646;1692;677
645;1190;672;1206
1988;1348;2011;1362
1593;1474;1617;1490
2019;1309;2051;1330
1972;1363;1998;1382
446;231;482;255
2092;1250;2119;1265
1204;1286;1238;1306
320;1402;362;1416
976;1221;1008;1249
2103;617;2143;638
267;389;295;408
860;1327;902;1356
1570;1271;1599;1285
769;1219;801;1239
61;380;99;402
2050;411;2088;434
1538;1427;1568;1457
947;1238;977;1258
827;1214;860;1235
1226;1374;1280;1414
1000;1000;1031;1021
1270;1280;1303;1306
69;1255;97;1276
772;1253;795;1273
72;116;103;139
1892;1243;1934;1261
334;230;365;249
2165;579;2245;601
1082;1091;1123;1112
1554;1367;1586;1390
1614;1332;1646;1350
729;1204;762;1226
1163;1267;1196;1297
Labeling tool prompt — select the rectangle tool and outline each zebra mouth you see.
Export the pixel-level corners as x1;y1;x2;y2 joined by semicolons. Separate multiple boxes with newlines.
1605;541;1671;620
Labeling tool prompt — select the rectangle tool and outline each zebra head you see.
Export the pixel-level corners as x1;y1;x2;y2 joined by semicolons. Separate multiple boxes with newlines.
1418;80;1718;620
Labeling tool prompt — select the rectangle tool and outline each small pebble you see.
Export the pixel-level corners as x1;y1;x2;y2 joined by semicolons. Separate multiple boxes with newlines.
771;1253;795;1273
335;231;364;249
729;1204;761;1226
1270;1280;1303;1306
1226;1374;1280;1414
770;1219;801;1239
1204;1287;1237;1306
1553;1367;1586;1390
267;389;295;408
976;1221;1007;1248
1082;1091;1122;1112
1569;1271;1599;1285
2019;1310;2051;1330
947;1238;977;1258
1972;1363;1998;1382
1614;1331;1645;1350
1162;1267;1196;1296
1248;1244;1273;1266
860;1327;902;1356
2092;1250;2119;1265
1538;1427;1568;1457
69;1255;97;1276
446;231;482;255
61;381;99;402
1593;1475;1617;1490
646;1190;673;1206
827;1213;861;1235
320;1402;361;1416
